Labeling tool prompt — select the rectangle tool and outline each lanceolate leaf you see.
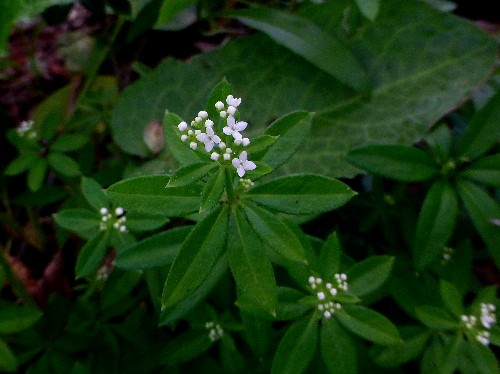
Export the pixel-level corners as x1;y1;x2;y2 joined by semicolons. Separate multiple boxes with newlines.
200;167;226;213
47;153;81;177
413;181;459;268
455;179;500;267
347;145;439;182
0;304;42;334
0;338;17;373
440;332;463;374
4;152;37;176
107;175;201;216
460;153;500;188
338;305;401;345
156;0;197;26
439;280;464;318
356;0;380;20
116;226;192;269
246;174;356;215
54;208;99;232
242;202;307;264
27;158;48;192
226;8;370;92
81;177;109;211
75;231;110;279
271;314;319;374
228;206;277;316
49;134;88;152
318;232;342;280
167;161;218;187
415;306;458;330
162;205;229;307
464;338;499;374
347;255;394;297
321;318;357;374
163;111;202;165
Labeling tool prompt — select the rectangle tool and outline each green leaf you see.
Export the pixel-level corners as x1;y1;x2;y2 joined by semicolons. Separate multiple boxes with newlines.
162;205;229;307
413;181;459;268
160;330;212;365
259;111;312;171
271;314;318;374
156;0;197;25
415;306;458;330
456;91;500;161
321;318;357;374
0;338;17;373
27;158;48;191
440;333;463;374
163;111;202;165
200;167;226;213
75;231;110;279
116;226;191;269
246;174;356;215
0;304;42;334
47;153;81;177
439;280;464;318
455;179;500;267
228;206;277;317
338;305;401;345
159;253;229;326
241;311;272;359
107;175;201;216
81;177;109;211
205;77;234;120
54;208;99;232
167;161;218;187
347;255;394;297
318;232;342;280
460;153;500;188
226;8;370;92
4;152;38;176
426;123;452;163
356;0;380;20
371;326;430;368
49;134;88;152
275;287;310;321
347;145;439;182
464;339;499;374
244;135;278;156
242;202;307;264
121;211;169;232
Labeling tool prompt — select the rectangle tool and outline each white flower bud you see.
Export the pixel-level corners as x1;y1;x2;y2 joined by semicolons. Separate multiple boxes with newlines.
178;121;188;131
211;152;220;161
190;142;198;150
215;101;224;110
198;111;208;119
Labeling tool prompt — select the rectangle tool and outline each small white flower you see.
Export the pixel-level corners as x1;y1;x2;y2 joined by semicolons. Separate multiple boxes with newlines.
190;142;198;150
226;95;241;107
241;138;250;146
178;121;188;131
317;292;325;300
119;225;127;233
476;331;490;346
205;119;214;128
223;153;231;161
330;288;338;296
223;116;247;138
232;151;256;177
195;130;201;135
188;129;194;136
220;111;227;118
195;116;202;123
100;207;108;215
115;207;125;216
324;311;332;318
227;106;237;116
211;152;220;161
196;127;221;152
198;111;208;119
181;134;188;141
218;142;226;149
215;101;225;110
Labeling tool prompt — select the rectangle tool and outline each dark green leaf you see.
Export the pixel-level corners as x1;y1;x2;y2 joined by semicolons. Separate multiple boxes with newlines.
440;333;463;374
121;211;169;232
275;287;310;321
167;161;218;187
220;334;247;374
347;145;439;181
439;280;464;318
27;158;48;191
162;206;229;307
226;8;370;92
163;111;202;165
318;232;342;280
156;0;197;25
347;255;394;297
242;202;307;264
413;181;459;268
81;177;109;211
338;305;401;345
13;185;67;206
47;153;81;177
271;314;318;374
246;174;356;215
415;306;458;330
356;0;380;20
456;91;500;160
0;338;17;373
4;152;38;176
107;175;201;216
456;179;500;267
75;231;110;279
54;208;99;232
0;304;42;334
321;318;357;374
161;330;212;364
200;167;225;213
464;339;499;374
116;226;192;269
49;134;88;152
241;311;272;359
426;123;452;163
244;134;278;156
205;77;234;121
460;153;500;188
228;206;277;317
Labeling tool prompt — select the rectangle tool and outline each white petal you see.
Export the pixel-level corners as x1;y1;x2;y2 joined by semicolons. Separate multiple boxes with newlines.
240;151;248;161
243;160;256;171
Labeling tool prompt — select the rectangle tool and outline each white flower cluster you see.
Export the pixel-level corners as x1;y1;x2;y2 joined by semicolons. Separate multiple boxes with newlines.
460;303;497;346
442;247;454;262
239;178;255;190
177;95;256;177
308;274;348;319
99;207;127;232
16;120;37;139
205;321;224;342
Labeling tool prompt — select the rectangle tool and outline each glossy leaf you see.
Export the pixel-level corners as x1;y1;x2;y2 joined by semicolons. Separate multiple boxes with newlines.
347;255;394;297
47;153;81;177
162;205;229;307
242;202;307;264
53;208;99;232
439;280;464;318
338;305;401;345
4;152;38;176
460;153;500;188
167;161;218;187
413;181;459;268
347;145;439;182
415;306;458;330
271;315;318;374
81;177;109;211
246;174;356;215
49;134;88;152
456;179;500;267
75;231;110;279
107;175;201;216
455;91;500;160
116;226;191;269
321;318;357;374
228;206;277;316
200;167;225;213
